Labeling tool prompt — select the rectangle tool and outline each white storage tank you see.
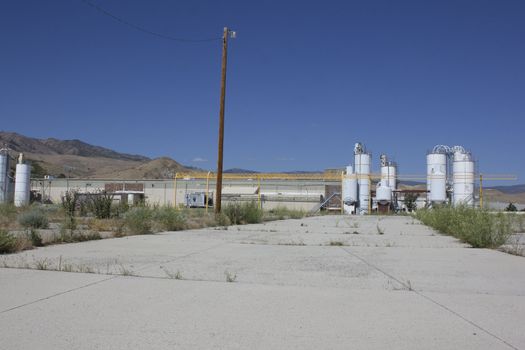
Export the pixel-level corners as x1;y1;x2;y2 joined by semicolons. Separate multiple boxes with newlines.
342;165;358;214
376;184;392;203
354;143;371;214
452;150;474;206
0;150;9;204
384;165;397;189
427;152;447;203
14;154;31;207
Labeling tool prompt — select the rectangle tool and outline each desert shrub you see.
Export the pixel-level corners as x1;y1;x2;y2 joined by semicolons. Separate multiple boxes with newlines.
152;207;186;231
17;208;49;229
62;190;78;229
0;203;17;219
62;190;77;217
404;193;419;212
214;212;231;226
89;192;114;219
123;206;152;234
415;206;512;248
223;201;262;225
29;229;43;247
267;206;306;220
87;218;116;232
75;231;102;242
0;203;18;230
505;203;517;212
0;230;18;254
111;202;129;218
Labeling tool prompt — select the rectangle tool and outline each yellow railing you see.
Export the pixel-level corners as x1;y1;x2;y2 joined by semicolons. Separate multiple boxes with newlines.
173;172;517;211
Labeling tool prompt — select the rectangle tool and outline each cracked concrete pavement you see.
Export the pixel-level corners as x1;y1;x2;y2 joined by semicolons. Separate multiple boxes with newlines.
1;215;524;349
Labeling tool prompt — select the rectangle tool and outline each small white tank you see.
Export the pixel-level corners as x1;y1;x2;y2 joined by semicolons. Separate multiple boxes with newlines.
452;151;474;206
14;162;31;207
376;184;392;203
342;165;357;204
0;151;9;204
342;165;358;214
427;153;447;203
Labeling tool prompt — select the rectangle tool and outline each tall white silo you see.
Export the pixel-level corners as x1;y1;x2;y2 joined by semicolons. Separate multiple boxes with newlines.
452;150;474;206
427;152;447;204
354;143;371;214
14;153;31;207
378;155;397;206
0;149;9;204
342;165;357;214
385;165;397;190
380;155;397;189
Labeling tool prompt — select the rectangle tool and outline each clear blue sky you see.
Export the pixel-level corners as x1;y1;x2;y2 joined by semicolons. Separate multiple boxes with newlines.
1;0;524;183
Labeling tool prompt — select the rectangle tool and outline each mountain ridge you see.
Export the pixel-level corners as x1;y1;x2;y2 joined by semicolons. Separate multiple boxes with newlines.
0;131;149;162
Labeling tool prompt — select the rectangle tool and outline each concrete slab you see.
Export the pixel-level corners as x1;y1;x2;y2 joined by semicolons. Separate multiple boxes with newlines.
0;214;523;349
0;268;110;312
0;277;511;350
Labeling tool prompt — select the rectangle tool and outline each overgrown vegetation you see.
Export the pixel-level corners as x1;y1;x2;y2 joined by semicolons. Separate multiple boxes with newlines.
223;201;263;225
17;208;49;229
267;206;307;220
403;193;419;212
0;230;18;254
1;195;316;255
415;206;514;248
89;191;114;219
61;190;77;229
123;207;153;235
153;207;186;231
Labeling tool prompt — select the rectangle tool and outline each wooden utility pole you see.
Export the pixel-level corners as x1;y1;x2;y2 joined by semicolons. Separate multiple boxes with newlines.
479;174;483;209
215;27;231;214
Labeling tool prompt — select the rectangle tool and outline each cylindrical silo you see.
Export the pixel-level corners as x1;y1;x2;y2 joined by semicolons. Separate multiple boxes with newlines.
427;152;447;204
380;164;397;190
387;165;397;190
452;151;474;206
342;165;357;214
354;143;371;214
14;154;31;207
0;150;9;204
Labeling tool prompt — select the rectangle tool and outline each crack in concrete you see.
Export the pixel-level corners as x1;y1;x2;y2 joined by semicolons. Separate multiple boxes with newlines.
340;246;520;350
0;229;273;315
0;275;117;315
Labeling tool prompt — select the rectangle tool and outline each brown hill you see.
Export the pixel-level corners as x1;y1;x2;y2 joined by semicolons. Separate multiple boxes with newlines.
0;131;148;161
0;131;188;179
97;157;187;179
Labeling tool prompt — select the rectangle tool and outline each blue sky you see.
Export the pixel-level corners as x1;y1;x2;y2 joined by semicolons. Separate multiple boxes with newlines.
1;0;524;183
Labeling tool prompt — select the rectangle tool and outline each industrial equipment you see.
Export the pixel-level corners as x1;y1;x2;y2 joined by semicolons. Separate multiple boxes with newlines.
0;148;10;204
185;192;213;208
426;145;475;207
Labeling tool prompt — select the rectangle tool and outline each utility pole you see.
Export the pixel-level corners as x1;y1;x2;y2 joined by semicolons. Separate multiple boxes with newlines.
215;27;235;214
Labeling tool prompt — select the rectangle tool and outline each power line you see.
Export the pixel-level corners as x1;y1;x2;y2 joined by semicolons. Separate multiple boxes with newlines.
79;0;222;43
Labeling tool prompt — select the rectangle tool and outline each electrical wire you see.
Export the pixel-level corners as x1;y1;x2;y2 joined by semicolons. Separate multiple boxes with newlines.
79;0;222;43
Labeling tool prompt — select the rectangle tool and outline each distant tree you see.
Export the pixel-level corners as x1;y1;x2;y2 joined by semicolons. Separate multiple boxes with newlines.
505;202;517;212
404;192;419;212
